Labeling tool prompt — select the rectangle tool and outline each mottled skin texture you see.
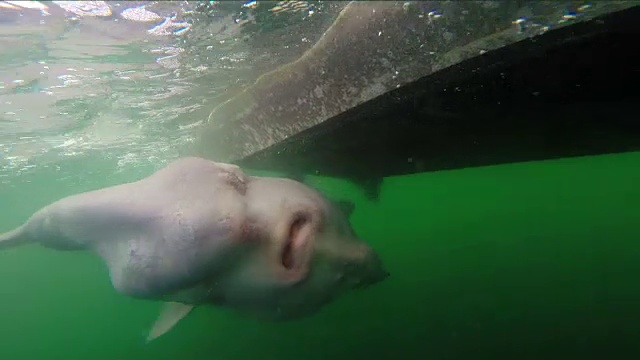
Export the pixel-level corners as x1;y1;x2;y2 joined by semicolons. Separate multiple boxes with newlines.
0;157;388;328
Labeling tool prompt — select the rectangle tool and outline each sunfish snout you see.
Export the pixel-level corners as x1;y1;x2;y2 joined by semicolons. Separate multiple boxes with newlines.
355;245;390;288
321;239;389;290
369;252;391;283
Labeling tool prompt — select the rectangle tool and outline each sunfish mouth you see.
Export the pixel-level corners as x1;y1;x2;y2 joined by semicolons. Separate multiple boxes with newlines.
280;212;314;276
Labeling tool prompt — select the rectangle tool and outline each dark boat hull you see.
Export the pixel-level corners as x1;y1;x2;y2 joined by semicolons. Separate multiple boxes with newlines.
237;6;640;199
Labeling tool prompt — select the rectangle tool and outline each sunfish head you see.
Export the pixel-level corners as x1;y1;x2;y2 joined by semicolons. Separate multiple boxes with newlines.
217;176;389;320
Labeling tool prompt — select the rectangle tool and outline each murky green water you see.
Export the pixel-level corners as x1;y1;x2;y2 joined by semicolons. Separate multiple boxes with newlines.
1;151;639;359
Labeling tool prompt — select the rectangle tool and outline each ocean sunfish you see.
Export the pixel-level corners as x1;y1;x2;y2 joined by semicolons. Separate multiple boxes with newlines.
0;157;388;341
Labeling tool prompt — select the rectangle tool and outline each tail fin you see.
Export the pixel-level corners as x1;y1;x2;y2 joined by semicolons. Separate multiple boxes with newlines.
0;226;27;250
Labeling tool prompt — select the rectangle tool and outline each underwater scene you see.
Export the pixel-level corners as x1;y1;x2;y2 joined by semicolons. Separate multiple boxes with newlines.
1;1;639;360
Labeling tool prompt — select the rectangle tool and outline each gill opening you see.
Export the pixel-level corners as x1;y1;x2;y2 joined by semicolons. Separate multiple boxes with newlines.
281;214;309;270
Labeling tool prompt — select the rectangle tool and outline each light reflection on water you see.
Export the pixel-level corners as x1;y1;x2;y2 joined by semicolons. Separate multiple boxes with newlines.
0;1;236;180
0;0;633;184
0;0;328;183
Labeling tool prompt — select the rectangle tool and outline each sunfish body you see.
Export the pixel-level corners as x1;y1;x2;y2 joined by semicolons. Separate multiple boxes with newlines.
0;157;388;341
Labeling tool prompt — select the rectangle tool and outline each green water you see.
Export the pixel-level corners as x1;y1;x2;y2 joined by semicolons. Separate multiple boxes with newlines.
1;151;638;359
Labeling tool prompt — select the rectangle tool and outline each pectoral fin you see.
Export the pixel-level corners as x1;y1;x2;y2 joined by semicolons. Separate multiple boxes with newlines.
146;302;195;342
